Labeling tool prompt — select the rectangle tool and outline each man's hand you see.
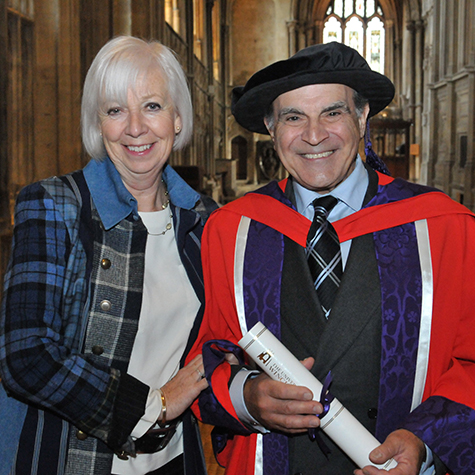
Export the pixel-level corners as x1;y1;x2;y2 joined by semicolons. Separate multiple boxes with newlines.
354;429;426;475
243;357;322;433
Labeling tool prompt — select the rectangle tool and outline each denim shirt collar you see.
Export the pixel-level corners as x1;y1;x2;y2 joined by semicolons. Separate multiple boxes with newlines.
83;157;200;230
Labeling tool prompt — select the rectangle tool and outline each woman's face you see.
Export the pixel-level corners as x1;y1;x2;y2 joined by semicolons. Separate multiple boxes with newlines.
99;70;181;187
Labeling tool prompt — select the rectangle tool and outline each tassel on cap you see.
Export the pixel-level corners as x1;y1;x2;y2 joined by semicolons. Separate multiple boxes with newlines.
364;122;391;176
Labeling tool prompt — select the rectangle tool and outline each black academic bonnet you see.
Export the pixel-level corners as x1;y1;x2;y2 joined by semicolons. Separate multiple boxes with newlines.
231;42;395;135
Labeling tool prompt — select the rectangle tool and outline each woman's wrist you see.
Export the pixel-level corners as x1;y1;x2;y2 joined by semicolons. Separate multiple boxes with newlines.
158;388;167;427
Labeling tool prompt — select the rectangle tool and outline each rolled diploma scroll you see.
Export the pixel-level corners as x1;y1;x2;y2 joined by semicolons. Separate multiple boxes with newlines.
238;321;397;470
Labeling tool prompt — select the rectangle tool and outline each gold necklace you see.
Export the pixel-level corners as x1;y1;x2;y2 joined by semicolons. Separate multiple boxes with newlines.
146;208;173;236
162;185;170;209
146;181;173;236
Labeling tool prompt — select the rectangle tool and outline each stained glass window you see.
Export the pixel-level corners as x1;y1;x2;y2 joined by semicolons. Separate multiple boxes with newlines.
367;16;385;72
323;0;385;73
356;0;364;16
344;0;354;17
345;16;364;54
334;0;343;16
366;0;375;16
323;16;342;44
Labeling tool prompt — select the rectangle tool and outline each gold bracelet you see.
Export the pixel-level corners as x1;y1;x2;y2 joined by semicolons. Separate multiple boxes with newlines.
158;388;167;427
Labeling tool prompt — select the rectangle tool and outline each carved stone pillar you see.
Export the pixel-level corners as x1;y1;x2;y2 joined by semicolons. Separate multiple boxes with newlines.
304;20;315;46
313;19;324;44
286;19;298;56
413;20;424;170
206;0;215;174
0;0;9;231
112;0;131;35
385;19;395;86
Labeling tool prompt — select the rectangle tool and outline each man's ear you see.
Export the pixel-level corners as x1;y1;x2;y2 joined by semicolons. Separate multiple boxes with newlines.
359;104;370;138
264;117;274;140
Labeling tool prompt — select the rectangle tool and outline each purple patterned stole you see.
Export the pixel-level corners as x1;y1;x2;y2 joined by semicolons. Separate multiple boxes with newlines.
243;218;289;475
373;220;421;439
238;181;292;474
365;178;435;440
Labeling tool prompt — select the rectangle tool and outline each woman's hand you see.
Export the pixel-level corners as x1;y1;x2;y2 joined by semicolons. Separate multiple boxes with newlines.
160;354;208;422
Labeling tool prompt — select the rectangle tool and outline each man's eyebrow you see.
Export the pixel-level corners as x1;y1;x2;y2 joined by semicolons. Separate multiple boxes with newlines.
277;101;351;119
277;107;304;118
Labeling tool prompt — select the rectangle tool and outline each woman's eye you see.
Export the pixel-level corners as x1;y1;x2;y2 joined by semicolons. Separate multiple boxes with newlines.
147;102;162;111
107;108;121;116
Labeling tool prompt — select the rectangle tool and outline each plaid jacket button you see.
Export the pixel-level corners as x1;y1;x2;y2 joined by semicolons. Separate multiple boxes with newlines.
76;430;88;440
100;300;112;311
92;345;104;355
101;258;111;269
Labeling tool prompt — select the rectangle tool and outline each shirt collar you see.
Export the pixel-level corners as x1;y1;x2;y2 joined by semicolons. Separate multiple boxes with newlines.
163;164;201;209
293;155;368;217
83;157;201;230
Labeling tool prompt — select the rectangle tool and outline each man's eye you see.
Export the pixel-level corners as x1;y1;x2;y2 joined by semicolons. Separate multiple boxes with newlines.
327;111;341;117
286;115;301;122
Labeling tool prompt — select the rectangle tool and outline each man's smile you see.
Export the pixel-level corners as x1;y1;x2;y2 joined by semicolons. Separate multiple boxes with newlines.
300;150;334;159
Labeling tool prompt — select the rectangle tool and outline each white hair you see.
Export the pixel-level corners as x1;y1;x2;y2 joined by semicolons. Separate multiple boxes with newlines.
81;36;193;159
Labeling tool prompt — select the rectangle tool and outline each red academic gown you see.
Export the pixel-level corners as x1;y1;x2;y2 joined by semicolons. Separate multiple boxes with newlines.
190;172;475;475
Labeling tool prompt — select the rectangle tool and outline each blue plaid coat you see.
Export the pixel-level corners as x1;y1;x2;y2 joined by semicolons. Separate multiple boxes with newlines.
0;158;216;475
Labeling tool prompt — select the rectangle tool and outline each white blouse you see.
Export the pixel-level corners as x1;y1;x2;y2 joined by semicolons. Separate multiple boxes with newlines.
112;208;200;474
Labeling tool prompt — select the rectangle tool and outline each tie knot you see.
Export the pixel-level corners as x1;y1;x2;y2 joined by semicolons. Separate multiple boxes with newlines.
312;196;338;219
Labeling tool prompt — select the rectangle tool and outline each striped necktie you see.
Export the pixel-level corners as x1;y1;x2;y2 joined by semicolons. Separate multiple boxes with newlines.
306;195;342;318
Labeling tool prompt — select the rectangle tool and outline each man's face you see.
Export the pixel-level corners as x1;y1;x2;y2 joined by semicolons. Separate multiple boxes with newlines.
265;83;369;193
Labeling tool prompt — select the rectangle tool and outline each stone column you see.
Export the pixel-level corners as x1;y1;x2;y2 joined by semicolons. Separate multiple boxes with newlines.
57;0;82;175
206;0;215;174
286;19;298;56
0;0;9;229
112;0;131;35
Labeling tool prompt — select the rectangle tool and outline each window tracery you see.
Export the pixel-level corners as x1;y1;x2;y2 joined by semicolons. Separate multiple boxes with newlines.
323;0;385;73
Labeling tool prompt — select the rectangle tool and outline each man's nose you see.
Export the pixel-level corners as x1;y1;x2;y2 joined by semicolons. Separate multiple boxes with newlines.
300;118;328;145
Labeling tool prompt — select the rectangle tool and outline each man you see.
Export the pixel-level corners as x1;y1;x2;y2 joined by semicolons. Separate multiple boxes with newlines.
188;42;475;475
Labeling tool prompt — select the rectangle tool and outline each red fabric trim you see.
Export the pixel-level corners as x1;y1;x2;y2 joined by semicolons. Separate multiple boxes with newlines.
375;170;394;185
334;191;474;242
220;182;473;248
216;433;258;475
416;216;475;410
222;192;310;247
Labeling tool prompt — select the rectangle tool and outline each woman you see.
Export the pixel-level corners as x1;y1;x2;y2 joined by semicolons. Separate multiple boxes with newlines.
0;36;217;475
